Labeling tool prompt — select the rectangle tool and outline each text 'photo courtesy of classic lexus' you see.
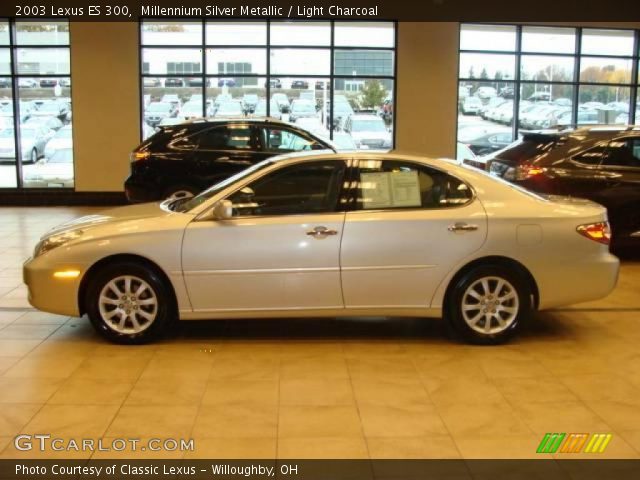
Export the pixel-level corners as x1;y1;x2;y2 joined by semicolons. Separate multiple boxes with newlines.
23;152;619;345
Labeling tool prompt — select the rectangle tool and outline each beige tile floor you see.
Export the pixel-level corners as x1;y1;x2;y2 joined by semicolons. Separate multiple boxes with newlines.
0;206;640;459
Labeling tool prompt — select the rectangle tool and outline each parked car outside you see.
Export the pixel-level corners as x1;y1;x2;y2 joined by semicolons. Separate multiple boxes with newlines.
44;124;73;160
242;94;259;113
23;147;74;188
217;78;236;87
289;99;318;122
342;114;392;150
144;102;176;127
143;78;161;88
271;93;290;113
461;96;482;115
291;80;309;89
0;125;54;163
164;78;184;87
124;119;336;203
179;101;204;121
214;100;245;118
480;127;640;249
459;127;514;156
26;151;619;345
253;99;282;120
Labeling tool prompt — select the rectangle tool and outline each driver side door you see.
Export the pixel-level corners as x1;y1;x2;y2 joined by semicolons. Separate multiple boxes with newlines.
181;159;348;313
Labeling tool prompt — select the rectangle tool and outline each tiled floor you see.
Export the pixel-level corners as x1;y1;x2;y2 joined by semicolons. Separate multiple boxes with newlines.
1;206;640;459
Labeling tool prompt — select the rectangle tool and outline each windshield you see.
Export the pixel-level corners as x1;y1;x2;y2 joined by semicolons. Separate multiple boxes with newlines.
38;103;60;113
182;103;201;113
352;119;386;132
49;149;73;163
177;160;274;212
148;103;170;112
292;101;315;113
56;127;72;139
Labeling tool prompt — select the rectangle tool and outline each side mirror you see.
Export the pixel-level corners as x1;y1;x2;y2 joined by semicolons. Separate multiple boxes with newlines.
212;200;233;220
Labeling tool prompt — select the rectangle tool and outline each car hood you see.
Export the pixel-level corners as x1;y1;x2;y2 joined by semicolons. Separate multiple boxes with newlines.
43;202;174;238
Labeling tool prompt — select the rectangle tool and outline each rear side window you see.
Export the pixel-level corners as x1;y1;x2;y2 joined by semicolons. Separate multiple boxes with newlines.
260;127;322;152
573;145;608;165
354;160;472;211
602;138;640;169
195;125;254;151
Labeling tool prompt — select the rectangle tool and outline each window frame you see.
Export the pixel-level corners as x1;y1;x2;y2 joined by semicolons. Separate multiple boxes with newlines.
139;20;397;146
0;18;74;190
457;23;640;150
347;159;475;213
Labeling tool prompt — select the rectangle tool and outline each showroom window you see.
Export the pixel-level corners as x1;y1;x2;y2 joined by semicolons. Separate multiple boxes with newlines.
457;24;639;159
139;20;396;150
0;20;73;189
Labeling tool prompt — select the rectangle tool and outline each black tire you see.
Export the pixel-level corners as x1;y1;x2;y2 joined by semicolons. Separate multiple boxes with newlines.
162;184;200;200
85;261;175;344
446;264;531;345
30;148;38;164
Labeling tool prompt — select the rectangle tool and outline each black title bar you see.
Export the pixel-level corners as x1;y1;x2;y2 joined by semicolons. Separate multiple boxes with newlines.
2;0;640;21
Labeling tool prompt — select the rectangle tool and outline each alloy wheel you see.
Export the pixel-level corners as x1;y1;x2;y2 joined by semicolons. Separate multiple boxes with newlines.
461;276;519;335
98;275;158;334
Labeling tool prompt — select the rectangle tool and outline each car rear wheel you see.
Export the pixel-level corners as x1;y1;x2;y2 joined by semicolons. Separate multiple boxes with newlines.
447;265;531;345
163;184;199;201
86;261;174;344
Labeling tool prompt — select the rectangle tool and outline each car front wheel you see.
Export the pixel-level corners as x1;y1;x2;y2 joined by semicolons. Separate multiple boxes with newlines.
447;265;531;345
86;262;174;344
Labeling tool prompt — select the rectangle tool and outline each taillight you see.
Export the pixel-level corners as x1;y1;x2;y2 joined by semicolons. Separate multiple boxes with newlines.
515;163;545;180
130;151;149;162
577;222;611;245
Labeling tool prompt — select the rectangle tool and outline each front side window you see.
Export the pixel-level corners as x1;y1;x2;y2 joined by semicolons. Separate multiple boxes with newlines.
195;125;254;150
354;160;472;210
227;160;345;216
602;138;640;168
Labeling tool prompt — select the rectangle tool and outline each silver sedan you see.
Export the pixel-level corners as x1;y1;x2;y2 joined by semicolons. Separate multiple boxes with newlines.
23;152;619;345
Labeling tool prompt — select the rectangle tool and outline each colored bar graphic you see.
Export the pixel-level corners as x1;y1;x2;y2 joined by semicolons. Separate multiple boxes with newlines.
538;433;613;454
537;433;566;453
584;434;613;454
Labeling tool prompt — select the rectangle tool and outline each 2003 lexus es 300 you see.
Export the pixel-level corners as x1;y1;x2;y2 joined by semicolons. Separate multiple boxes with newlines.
24;152;619;345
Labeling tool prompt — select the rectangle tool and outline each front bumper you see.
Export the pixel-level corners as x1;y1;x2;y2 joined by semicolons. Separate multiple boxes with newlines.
23;257;85;317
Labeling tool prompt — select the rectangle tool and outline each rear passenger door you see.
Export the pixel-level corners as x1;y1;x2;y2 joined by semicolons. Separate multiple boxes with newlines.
190;124;261;186
340;159;487;309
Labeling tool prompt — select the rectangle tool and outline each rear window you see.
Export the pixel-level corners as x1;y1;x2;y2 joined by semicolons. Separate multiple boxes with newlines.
496;134;559;162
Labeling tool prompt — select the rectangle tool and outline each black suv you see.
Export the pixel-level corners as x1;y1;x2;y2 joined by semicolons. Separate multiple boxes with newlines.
125;119;336;203
475;126;640;249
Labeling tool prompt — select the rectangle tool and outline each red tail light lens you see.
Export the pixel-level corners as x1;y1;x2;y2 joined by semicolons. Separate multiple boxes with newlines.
577;222;611;245
515;163;545;180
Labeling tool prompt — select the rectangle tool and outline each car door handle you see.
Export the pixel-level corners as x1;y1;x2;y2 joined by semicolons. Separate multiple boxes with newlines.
306;226;338;237
448;222;479;232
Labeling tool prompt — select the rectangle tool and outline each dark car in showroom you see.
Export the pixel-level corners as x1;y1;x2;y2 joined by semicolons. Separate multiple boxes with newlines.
125;118;337;202
476;126;640;249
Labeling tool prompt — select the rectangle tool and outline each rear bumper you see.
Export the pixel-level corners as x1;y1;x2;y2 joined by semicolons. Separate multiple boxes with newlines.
23;257;84;317
537;252;620;309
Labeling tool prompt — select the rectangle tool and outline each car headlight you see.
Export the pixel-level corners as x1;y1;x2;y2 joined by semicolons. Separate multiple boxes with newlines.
34;230;83;258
